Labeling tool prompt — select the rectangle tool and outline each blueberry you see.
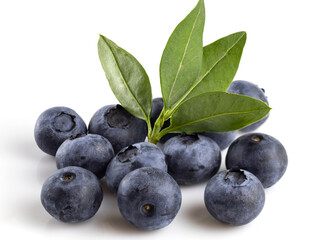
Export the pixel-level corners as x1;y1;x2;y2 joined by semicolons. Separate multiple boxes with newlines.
34;107;87;156
226;133;288;188
117;167;181;230
88;104;147;153
227;80;269;132
105;142;167;193
163;133;221;185
204;167;265;226
41;166;103;223
159;132;180;144
56;134;115;178
200;131;238;150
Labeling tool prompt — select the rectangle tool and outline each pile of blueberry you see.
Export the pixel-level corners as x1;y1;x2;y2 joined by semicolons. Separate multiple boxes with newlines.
35;80;288;229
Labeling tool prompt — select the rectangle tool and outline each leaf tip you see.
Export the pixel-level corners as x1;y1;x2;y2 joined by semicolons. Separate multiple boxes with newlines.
237;31;247;39
198;0;205;10
98;34;107;46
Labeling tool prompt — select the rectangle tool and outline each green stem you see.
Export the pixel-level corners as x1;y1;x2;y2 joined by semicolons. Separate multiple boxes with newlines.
146;119;152;138
157;127;172;140
148;106;167;144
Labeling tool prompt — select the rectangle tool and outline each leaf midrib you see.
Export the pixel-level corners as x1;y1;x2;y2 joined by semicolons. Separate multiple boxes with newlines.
198;32;246;88
167;32;246;115
167;107;268;132
100;36;148;120
166;5;203;106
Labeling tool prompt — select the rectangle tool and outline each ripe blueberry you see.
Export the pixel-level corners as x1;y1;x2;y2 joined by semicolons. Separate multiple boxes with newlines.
56;133;115;178
117;167;181;230
41;166;103;223
204;167;265;226
88;104;147;153
226;133;288;188
163;133;221;185
200;131;238;150
227;80;269;132
34;106;87;156
105;142;167;193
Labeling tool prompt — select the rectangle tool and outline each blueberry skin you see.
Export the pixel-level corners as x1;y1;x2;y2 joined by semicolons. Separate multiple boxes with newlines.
56;134;115;179
88;104;147;153
200;131;238;150
226;133;288;188
106;142;167;193
159;132;180;144
227;80;269;132
163;134;221;185
41;166;103;223
204;168;265;226
117;167;182;230
34;107;87;156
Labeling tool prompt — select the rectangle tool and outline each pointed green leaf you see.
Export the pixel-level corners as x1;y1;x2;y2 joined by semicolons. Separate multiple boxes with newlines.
160;92;271;136
98;35;152;121
160;0;205;110
185;31;247;100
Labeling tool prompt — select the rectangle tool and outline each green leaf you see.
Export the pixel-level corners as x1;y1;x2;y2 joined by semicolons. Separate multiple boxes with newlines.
160;0;205;110
185;31;247;100
159;92;271;136
98;35;152;122
169;31;246;105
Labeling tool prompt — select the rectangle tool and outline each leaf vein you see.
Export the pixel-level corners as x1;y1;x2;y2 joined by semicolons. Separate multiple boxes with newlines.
102;37;147;119
198;32;246;86
167;32;246;115
169;107;267;131
167;6;203;106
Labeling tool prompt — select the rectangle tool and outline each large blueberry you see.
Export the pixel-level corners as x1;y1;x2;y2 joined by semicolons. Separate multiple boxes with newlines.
163;133;221;185
200;131;238;150
226;133;288;188
34;106;87;156
88;104;147;153
227;80;269;132
105;142;167;193
56;134;115;178
41;166;103;223
117;167;181;230
204;167;265;226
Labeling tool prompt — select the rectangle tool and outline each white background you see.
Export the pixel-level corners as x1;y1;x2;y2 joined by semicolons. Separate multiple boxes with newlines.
1;0;326;239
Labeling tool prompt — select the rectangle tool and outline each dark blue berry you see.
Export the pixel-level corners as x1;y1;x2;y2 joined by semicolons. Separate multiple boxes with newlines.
117;167;181;230
88;104;147;153
227;80;269;132
56;134;115;178
163;133;221;185
41;166;103;223
200;131;238;150
226;133;288;188
204;167;265;226
34;107;87;156
105;142;167;193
